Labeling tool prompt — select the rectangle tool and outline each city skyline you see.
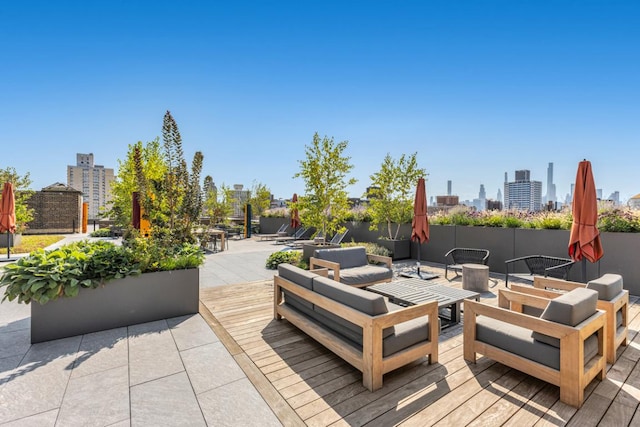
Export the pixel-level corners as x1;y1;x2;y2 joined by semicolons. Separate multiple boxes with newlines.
2;2;639;204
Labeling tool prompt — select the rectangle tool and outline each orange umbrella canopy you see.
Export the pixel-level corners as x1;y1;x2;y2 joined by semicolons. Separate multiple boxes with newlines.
0;182;16;234
568;160;603;263
290;193;301;229
411;178;429;243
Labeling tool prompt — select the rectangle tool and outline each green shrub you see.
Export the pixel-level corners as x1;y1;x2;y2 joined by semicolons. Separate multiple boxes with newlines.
598;208;640;232
265;250;302;269
89;228;113;237
1;237;205;305
340;241;391;258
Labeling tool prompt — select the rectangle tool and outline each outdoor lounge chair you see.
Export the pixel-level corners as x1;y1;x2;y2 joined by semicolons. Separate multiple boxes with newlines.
258;224;288;240
286;231;325;248
274;227;311;244
504;255;576;287
444;248;490;280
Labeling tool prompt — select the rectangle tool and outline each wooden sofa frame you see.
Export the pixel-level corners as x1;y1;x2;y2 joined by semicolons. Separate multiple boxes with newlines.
309;253;393;288
274;271;439;392
464;289;606;407
510;276;628;364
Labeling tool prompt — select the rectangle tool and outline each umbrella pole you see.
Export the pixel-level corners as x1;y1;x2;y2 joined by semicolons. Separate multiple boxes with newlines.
581;258;587;283
6;231;9;259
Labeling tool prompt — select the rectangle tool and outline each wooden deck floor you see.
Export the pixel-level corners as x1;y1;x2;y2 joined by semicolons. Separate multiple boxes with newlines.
199;265;640;426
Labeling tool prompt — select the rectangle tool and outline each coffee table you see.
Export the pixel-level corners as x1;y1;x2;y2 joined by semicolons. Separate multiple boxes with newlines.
367;278;480;327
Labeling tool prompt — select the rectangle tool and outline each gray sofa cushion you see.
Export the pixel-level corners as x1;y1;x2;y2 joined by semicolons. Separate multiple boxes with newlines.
312;276;388;315
278;263;317;310
314;246;368;269
532;288;598;347
477;316;599;370
587;274;624;301
329;265;394;286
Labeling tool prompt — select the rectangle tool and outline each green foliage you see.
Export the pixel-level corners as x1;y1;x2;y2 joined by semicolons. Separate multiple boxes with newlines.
0;167;35;233
367;153;426;239
262;207;287;218
293;133;356;238
0;237;204;305
265;250;302;270
343;205;373;223
203;182;234;225
0;240;140;305
340;241;391;258
247;181;272;218
598;208;640;232
108;138;166;229
89;228;113;237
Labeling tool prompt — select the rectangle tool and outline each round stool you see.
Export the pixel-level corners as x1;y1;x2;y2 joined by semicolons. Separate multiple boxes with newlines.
462;264;489;292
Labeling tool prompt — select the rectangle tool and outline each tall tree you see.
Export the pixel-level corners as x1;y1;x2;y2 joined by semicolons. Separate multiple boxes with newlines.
248;181;272;218
368;153;426;239
294;133;356;238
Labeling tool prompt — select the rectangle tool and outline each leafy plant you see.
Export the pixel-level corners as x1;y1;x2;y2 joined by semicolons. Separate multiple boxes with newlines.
598;208;640;232
265;250;302;269
293;133;356;239
0;167;35;233
0;238;204;305
367;153;426;239
340;241;391;258
89;228;113;237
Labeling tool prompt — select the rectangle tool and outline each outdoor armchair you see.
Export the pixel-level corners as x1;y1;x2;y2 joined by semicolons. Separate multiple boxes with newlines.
511;274;628;364
464;287;606;408
504;255;575;288
444;248;490;280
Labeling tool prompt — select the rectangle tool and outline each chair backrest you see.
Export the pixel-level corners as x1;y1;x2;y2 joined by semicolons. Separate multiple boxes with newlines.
329;229;349;245
314;246;368;269
292;227;308;238
277;224;288;233
450;248;489;264
524;256;572;278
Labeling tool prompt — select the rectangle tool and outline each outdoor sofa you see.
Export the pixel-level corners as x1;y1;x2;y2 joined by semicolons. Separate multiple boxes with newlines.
309;246;393;288
464;287;606;407
510;274;628;364
274;263;439;391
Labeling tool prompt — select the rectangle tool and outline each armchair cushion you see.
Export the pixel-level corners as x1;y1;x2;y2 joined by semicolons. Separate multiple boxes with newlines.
587;274;624;301
278;263;316;311
314;246;368;269
532;288;598;347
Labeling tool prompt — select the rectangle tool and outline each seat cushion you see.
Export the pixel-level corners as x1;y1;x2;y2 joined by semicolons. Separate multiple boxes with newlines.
587;274;624;301
477;316;599;370
331;265;393;286
532;288;598;347
314;247;368;269
312;276;388;315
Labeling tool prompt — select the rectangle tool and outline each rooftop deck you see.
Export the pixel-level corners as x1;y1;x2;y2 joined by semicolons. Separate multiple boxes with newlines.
200;264;640;426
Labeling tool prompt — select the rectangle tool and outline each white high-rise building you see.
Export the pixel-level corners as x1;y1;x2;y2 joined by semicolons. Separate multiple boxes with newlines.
504;169;543;211
67;153;114;220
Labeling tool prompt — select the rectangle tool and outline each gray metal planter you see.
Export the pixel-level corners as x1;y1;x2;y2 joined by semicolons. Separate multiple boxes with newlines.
30;269;199;343
377;239;411;260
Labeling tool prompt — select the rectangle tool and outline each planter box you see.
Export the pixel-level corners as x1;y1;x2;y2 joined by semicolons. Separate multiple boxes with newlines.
0;233;21;248
302;243;340;262
31;269;199;343
377;239;411;260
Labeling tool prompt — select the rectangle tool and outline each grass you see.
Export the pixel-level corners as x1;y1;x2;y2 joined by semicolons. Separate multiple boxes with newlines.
0;235;65;255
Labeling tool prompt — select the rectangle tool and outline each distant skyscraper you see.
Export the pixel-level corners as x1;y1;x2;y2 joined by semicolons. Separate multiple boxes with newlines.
608;191;620;206
497;189;502;204
504;172;508;183
596;189;603;200
545;162;556;204
67;153;114;220
447;180;452;196
504;169;542;211
231;184;250;217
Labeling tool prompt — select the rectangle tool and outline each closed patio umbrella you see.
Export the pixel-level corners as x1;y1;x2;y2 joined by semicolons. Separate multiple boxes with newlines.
568;160;604;281
290;193;301;231
408;177;432;279
0;182;17;261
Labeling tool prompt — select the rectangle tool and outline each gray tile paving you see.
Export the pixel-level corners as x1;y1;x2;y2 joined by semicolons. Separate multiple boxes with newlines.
0;235;283;427
57;365;129;426
130;372;205;427
181;342;245;394
199;378;282;427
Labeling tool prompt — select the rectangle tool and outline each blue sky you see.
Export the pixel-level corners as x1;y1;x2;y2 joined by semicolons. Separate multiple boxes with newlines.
2;1;639;204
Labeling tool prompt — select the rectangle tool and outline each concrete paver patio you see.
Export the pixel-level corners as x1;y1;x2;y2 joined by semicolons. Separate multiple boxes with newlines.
0;235;281;426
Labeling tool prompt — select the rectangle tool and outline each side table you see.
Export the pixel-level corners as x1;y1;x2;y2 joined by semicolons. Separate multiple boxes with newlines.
462;263;489;292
